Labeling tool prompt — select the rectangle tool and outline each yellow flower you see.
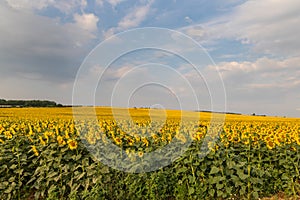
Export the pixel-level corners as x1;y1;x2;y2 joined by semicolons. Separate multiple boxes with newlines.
126;137;134;146
176;134;187;143
57;135;66;146
102;134;108;144
0;139;4;144
87;135;96;145
114;137;122;145
31;145;39;156
291;146;297;151
266;141;275;150
27;136;34;143
65;130;70;139
39;136;47;146
142;137;149;147
68;139;78;150
167;133;172;142
4;131;13;139
138;151;144;158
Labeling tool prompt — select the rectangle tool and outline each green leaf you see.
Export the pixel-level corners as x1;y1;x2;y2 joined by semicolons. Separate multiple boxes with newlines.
100;166;110;174
226;160;235;169
76;172;86;181
210;166;219;174
47;171;58;178
239;186;246;195
281;173;289;180
15;168;24;175
188;175;195;183
176;166;188;174
8;176;15;183
216;183;224;190
188;187;195;195
0;181;9;189
237;169;248;180
208;188;215;197
217;190;223;197
253;191;259;199
9;164;17;170
225;186;232;194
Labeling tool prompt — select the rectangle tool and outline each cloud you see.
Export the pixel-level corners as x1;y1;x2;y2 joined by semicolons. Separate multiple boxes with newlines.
118;4;151;29
5;0;87;14
184;16;193;24
95;0;124;7
199;56;300;116
210;57;300;89
183;0;300;56
0;3;96;84
107;0;124;7
103;1;153;38
74;13;99;32
181;25;206;42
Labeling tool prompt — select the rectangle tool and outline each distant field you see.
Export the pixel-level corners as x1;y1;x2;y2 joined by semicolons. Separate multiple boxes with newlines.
0;107;299;199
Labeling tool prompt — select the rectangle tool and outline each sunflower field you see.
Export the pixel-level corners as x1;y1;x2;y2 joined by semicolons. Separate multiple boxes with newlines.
0;107;299;199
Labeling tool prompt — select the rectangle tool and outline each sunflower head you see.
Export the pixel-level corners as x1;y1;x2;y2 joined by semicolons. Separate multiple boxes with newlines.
68;139;78;150
138;151;144;158
266;141;275;150
57;135;66;146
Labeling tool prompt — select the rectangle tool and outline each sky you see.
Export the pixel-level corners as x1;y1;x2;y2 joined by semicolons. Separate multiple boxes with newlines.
1;0;300;117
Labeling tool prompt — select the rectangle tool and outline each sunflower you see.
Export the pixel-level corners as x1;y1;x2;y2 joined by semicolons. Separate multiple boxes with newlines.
114;137;122;145
57;135;66;146
126;137;134;146
142;137;149;147
87;135;96;145
4;131;12;139
31;145;39;156
68;139;78;150
138;151;144;158
176;133;187;143
266;141;275;150
39;136;47;146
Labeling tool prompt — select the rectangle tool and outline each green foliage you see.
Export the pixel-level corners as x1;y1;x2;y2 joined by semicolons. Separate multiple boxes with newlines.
0;134;299;199
0;99;60;107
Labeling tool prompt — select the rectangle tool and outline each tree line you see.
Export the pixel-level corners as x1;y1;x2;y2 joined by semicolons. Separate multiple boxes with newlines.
0;99;63;107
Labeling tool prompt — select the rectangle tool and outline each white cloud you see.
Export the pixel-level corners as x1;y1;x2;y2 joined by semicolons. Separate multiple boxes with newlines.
183;0;300;56
118;3;152;29
95;0;124;7
184;16;193;24
181;25;206;41
5;0;87;14
103;1;153;38
107;0;124;7
5;0;49;10
181;48;300;116
95;0;104;6
74;13;99;33
215;57;300;82
89;65;135;80
191;56;300;116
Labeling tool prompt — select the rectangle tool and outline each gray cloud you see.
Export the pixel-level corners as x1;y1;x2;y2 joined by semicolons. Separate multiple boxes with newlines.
5;0;88;14
206;57;300;116
183;0;300;57
0;3;96;84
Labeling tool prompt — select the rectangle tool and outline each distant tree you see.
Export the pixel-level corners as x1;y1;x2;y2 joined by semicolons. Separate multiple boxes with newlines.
0;99;61;107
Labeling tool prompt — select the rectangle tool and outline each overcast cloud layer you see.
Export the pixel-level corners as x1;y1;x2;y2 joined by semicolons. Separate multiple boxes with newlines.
1;0;300;117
